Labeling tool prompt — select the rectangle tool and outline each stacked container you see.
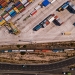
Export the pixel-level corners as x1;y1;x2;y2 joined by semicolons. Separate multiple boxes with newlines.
0;0;8;8
14;1;25;13
1;12;9;19
8;9;17;17
0;16;6;26
20;0;28;5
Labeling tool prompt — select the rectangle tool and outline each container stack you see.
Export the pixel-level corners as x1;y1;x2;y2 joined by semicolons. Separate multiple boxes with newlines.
0;16;6;26
0;0;8;9
14;1;25;13
8;9;17;17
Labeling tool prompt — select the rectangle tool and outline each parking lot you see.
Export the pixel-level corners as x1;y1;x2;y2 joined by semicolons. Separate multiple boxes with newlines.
0;0;75;45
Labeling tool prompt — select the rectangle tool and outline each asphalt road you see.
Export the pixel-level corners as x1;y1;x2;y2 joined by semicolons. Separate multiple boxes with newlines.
0;57;75;71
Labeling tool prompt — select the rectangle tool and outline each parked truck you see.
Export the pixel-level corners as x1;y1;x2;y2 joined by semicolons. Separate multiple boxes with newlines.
57;1;70;12
53;16;64;26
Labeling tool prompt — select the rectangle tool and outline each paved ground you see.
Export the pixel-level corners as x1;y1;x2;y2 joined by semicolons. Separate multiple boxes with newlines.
0;0;75;45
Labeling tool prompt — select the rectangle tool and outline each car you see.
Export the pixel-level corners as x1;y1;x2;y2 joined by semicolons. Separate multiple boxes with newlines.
62;72;71;75
62;72;67;75
22;65;26;67
70;67;75;70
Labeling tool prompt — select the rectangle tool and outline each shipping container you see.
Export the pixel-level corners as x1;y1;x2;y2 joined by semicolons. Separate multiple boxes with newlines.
5;7;12;12
1;2;7;7
4;50;8;52
0;5;2;9
10;12;17;17
0;0;5;4
17;5;24;10
33;24;42;31
34;5;41;10
9;9;16;15
12;50;19;52
41;50;51;52
48;17;55;23
13;7;19;13
30;10;37;16
15;1;21;6
35;50;41;52
19;8;25;12
20;0;27;5
5;15;11;21
20;50;26;52
1;11;7;17
0;19;6;26
24;2;30;7
51;0;56;3
27;50;34;52
3;13;9;18
8;50;12;52
16;3;22;8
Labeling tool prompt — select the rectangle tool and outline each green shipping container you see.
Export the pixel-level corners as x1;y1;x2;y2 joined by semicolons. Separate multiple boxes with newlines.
1;12;7;17
17;5;24;10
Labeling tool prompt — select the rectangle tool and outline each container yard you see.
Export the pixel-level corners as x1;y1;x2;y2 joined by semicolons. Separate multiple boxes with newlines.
0;0;75;45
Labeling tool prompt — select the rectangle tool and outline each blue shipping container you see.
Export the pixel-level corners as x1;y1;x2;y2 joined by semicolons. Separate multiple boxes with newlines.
9;10;16;15
33;24;42;31
8;50;12;52
15;1;21;6
0;5;2;9
10;12;17;17
42;0;50;7
5;7;12;12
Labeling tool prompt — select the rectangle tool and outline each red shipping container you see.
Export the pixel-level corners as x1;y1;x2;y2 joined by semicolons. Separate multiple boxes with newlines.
20;8;25;13
46;20;50;25
1;2;7;7
30;10;37;16
3;13;9;18
0;0;5;5
42;50;52;52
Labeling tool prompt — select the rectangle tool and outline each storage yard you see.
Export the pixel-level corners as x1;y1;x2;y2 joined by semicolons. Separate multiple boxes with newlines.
0;0;75;45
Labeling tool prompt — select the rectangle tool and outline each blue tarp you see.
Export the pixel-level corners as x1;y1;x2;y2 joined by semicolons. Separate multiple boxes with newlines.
42;0;50;7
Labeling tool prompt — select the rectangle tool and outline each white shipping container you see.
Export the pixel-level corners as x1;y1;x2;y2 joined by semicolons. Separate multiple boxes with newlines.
4;50;8;52
5;15;11;21
51;0;56;3
48;17;55;22
20;50;26;52
21;0;28;5
43;24;47;28
24;2;30;7
27;50;34;52
34;5;41;10
12;50;19;52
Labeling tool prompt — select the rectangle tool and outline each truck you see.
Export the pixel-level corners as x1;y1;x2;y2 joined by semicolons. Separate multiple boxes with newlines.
61;32;71;35
57;1;70;12
53;16;64;26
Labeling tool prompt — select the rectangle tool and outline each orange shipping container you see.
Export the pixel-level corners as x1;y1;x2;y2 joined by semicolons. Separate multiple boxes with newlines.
1;2;7;7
